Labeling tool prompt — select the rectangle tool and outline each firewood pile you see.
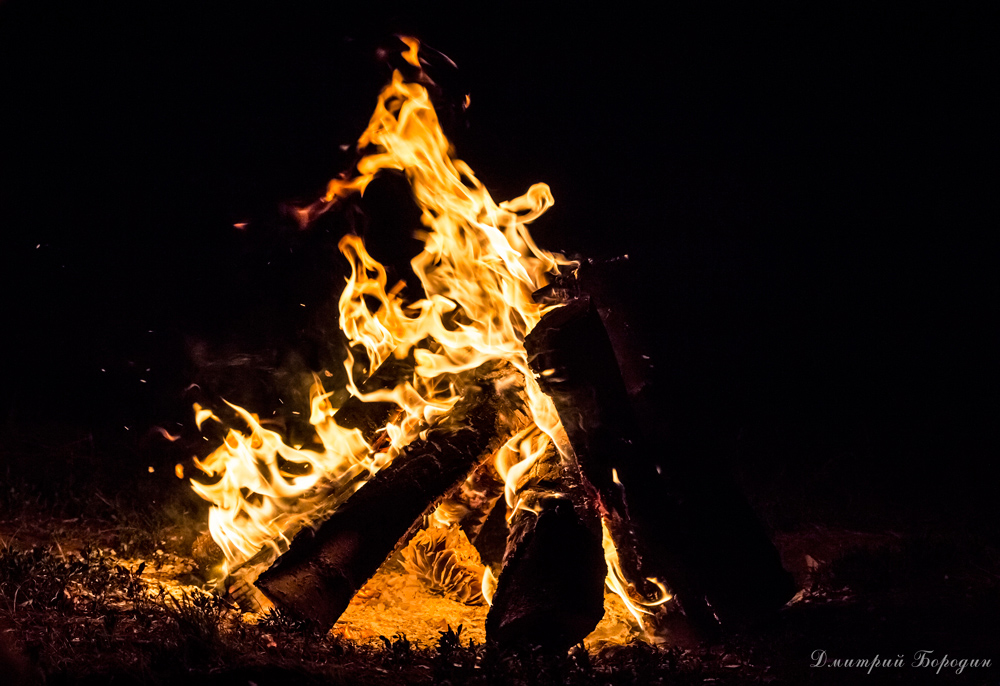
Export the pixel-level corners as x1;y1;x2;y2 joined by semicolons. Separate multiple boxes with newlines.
187;37;795;651
204;292;795;651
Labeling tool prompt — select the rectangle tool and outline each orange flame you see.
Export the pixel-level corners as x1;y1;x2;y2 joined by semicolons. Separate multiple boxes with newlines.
601;520;672;631
190;38;574;579
190;39;661;640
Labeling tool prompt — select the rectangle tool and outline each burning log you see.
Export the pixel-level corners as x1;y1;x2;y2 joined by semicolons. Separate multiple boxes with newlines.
192;356;410;601
432;457;506;542
328;354;410;447
485;442;606;651
255;363;528;628
524;295;795;640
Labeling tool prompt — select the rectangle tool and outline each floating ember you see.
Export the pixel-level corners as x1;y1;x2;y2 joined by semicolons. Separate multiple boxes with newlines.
188;37;793;650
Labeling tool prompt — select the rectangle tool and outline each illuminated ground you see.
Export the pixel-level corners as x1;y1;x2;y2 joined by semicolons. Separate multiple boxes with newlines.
2;489;998;685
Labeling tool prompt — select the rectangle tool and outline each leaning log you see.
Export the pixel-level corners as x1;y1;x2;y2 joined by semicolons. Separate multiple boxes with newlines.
485;442;606;651
209;356;412;609
524;295;795;640
255;363;525;628
431;454;506;542
204;356;411;572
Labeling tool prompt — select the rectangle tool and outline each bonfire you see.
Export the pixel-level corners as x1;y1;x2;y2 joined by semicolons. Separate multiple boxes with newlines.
187;37;791;650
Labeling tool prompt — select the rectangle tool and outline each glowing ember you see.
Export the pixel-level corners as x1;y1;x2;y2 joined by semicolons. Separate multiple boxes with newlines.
188;37;668;642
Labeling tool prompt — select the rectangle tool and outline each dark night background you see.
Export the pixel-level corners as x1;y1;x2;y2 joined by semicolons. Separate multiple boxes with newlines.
1;3;996;538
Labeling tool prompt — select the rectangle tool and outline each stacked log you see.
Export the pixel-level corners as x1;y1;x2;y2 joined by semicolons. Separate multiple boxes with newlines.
485;441;606;651
524;295;795;640
249;291;794;650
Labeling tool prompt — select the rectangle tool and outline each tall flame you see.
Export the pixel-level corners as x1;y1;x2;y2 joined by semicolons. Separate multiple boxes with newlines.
191;38;574;577
190;39;670;637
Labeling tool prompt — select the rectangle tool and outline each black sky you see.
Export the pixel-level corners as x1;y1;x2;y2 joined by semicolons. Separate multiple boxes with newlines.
1;3;996;508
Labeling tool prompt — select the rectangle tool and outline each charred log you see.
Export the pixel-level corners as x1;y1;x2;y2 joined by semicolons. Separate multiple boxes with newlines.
328;354;411;446
255;364;526;628
485;445;606;651
201;357;413;610
524;295;794;639
432;455;506;543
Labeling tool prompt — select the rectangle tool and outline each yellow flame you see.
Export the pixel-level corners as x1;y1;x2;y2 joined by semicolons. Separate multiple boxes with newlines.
193;403;221;430
399;36;421;68
494;426;554;517
482;567;498;607
190;37;576;576
190;39;665;644
600;519;672;630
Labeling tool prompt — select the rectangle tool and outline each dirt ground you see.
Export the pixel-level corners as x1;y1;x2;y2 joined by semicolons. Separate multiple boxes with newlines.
2;489;997;685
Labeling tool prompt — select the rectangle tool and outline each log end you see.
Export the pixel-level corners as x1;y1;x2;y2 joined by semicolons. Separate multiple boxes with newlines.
486;498;606;652
256;558;355;628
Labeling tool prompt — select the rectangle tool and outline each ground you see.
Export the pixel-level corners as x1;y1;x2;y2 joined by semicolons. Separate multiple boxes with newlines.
1;471;998;685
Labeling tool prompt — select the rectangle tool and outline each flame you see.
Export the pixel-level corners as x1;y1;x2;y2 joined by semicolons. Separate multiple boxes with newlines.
190;37;574;578
154;426;181;442
193;403;220;430
191;40;661;643
493;426;554;517
482;567;498;607
399;36;421;68
600;519;672;630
